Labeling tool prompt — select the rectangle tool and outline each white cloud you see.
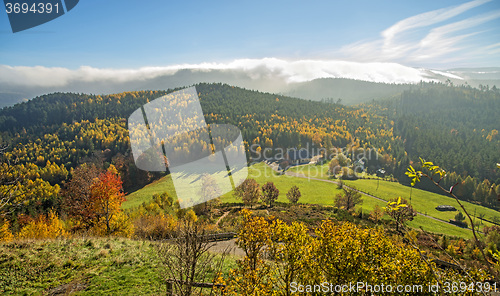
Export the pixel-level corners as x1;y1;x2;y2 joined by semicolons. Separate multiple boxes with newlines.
484;43;500;55
414;10;500;59
382;0;490;46
340;0;500;66
429;70;464;80
0;58;436;89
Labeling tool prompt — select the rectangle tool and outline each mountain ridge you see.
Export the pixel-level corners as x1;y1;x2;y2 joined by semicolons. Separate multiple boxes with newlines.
1;63;499;108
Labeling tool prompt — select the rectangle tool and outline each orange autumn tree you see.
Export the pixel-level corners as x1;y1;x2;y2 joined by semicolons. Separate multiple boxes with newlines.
90;169;125;234
64;164;128;235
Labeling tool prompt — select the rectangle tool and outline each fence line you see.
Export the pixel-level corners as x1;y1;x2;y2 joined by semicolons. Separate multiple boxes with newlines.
166;279;226;296
159;232;236;243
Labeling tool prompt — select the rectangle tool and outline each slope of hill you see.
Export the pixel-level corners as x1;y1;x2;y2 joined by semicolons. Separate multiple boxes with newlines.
282;78;415;105
0;82;497;214
361;84;500;204
126;162;481;238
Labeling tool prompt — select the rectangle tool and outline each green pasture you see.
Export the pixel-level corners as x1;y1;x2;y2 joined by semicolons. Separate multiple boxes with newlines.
124;162;500;238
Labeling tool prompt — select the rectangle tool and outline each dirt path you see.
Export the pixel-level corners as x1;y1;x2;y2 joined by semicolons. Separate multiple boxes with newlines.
215;211;230;227
209;239;245;257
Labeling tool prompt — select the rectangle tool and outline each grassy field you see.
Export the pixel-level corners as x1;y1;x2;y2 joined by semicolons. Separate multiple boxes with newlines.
288;163;500;230
125;162;485;238
0;237;238;295
124;162;346;208
342;179;500;227
0;237;164;295
124;175;177;209
4;162;491;293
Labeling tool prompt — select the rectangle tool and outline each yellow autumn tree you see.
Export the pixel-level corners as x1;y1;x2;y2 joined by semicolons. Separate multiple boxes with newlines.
224;209;277;295
269;219;313;295
311;221;434;292
223;211;487;295
18;210;67;240
0;219;13;242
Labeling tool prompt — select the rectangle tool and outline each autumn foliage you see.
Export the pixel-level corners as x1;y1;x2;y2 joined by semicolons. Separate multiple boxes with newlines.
261;182;279;207
90;170;125;234
286;186;301;204
18;210;67;240
334;186;363;212
63;164;129;235
63;163;101;230
223;210;488;295
0;219;13;242
234;178;261;208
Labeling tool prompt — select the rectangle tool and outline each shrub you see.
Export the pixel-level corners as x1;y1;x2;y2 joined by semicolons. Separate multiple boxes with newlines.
384;197;416;232
227;211;451;295
225;210;276;295
134;214;177;240
370;204;383;222
286;186;301;204
455;211;465;222
0;219;13;242
18;210;67;239
334;186;362;212
310;221;434;288
89;212;135;238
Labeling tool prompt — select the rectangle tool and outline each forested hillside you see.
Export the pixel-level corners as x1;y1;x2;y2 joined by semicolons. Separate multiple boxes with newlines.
363;83;500;207
283;77;415;105
0;82;498;221
0;82;499;295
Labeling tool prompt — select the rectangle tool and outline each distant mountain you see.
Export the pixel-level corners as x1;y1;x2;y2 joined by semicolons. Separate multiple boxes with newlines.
443;67;500;89
282;78;415;105
282;67;500;105
1;61;498;108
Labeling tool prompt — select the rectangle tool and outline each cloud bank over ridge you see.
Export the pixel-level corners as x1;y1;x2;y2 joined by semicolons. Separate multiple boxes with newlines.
0;59;434;89
1;58;499;108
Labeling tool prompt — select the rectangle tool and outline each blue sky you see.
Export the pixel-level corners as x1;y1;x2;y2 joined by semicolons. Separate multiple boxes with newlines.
0;0;499;70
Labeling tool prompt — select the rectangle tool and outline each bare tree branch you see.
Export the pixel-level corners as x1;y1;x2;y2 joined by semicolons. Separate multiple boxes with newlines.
157;220;229;296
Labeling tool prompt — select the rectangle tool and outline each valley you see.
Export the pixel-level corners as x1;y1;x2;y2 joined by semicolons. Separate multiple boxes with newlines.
0;82;499;295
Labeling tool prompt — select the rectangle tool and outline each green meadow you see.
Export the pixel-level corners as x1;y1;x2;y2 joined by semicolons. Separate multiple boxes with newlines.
124;162;498;238
0;237;238;295
124;162;345;208
288;163;500;230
